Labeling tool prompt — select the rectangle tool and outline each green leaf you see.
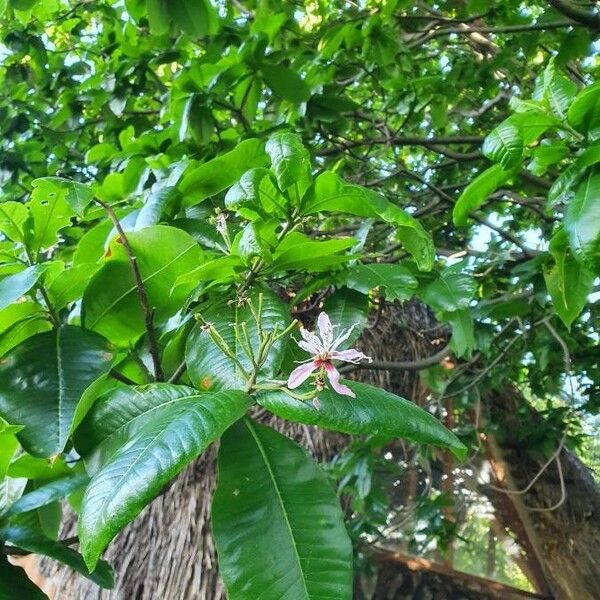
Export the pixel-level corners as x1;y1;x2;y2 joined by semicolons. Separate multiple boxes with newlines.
0;264;46;311
305;172;434;270
0;326;114;457
212;419;353;600
342;263;418;301
444;309;476;358
185;288;290;391
262;66;311;103
0;201;28;242
146;0;170;35
0;553;48;600
167;0;219;37
180;139;268;207
25;180;75;255
135;185;178;230
2;475;89;519
47;264;102;310
78;386;252;570
83;225;203;345
31;178;94;217
265;132;312;194
258;382;466;459
544;229;594;328
175;255;245;291
0;525;114;588
568;81;600;139
421;270;476;313
482;120;523;169
453;164;511;226
548;141;600;205
564;168;600;270
322;288;368;348
543;63;577;119
270;232;355;272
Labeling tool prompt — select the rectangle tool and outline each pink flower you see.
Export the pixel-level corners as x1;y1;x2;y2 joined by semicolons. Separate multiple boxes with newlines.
287;312;371;398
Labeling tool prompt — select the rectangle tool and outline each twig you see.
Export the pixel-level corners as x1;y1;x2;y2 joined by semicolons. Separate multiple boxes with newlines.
339;343;452;374
109;369;137;386
168;360;187;384
95;199;164;381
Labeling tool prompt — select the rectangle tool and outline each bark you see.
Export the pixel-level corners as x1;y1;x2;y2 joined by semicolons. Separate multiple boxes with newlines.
367;551;549;600
42;418;345;599
40;300;442;599
486;386;600;600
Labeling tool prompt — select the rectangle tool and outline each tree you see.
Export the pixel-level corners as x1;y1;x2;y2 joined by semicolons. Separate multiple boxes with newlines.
0;1;598;599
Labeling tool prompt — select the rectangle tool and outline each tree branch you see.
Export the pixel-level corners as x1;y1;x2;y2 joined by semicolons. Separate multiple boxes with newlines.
546;0;600;31
96;200;164;381
425;19;587;37
339;343;452;374
316;135;483;157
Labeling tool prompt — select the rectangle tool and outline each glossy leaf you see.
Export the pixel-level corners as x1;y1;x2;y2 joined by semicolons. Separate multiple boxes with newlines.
2;474;89;518
185;287;290;391
453;164;511;226
265;131;312;194
568;81;600;139
270;232;355;272
564;168;600;269
25;180;75;255
0;326;113;457
180;139;268;206
78;386;252;570
83;225;203;345
482;120;523;169
167;0;219;37
0;201;29;242
305;172;434;270
0;264;46;311
444;309;476;358
31;177;94;216
421;270;476;313
322;288;368;348
258;381;466;459
343;263;418;301
545;229;594;328
212;419;353;600
262;66;311;103
0;525;114;588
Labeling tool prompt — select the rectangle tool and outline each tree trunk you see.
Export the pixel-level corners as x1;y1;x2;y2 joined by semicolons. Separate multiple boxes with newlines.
43;418;345;599
41;301;439;599
486;386;600;600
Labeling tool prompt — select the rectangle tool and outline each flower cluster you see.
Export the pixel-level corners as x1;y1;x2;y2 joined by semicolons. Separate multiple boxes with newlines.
287;312;371;398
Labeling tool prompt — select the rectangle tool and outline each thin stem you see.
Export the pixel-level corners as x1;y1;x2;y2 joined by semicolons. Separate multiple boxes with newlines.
95;199;164;381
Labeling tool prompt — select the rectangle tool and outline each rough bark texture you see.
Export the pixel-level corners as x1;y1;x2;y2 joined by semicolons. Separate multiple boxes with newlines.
487;386;600;600
40;302;600;599
362;552;549;600
43;418;345;599
40;301;440;599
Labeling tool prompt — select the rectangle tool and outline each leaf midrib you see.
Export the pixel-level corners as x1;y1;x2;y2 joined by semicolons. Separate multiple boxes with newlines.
244;419;310;599
86;242;196;329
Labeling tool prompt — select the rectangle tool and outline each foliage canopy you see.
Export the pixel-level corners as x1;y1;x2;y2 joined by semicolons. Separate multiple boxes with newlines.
0;0;599;598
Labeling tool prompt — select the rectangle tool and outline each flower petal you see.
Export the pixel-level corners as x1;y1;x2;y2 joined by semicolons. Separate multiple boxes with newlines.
317;312;334;350
287;361;319;389
330;348;372;364
324;363;355;397
298;340;319;355
331;322;358;351
299;328;322;354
